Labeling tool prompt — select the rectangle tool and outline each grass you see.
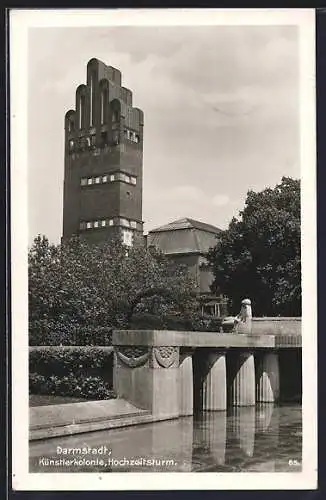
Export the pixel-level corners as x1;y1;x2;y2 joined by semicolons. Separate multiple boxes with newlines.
29;394;90;407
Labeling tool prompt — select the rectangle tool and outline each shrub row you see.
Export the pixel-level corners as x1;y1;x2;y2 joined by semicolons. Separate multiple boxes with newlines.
129;313;223;332
29;320;113;346
29;314;224;347
29;373;116;400
29;346;115;400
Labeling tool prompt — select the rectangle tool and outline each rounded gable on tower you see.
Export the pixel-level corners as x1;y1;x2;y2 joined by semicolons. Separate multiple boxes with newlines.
64;109;76;132
105;65;122;86
87;57;100;68
121;86;133;106
134;108;144;126
75;84;89;130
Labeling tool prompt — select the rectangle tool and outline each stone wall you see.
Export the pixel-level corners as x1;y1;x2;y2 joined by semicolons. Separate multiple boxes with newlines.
251;318;301;336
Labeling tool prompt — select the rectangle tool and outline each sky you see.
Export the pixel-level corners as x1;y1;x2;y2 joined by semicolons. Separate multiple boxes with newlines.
28;25;300;245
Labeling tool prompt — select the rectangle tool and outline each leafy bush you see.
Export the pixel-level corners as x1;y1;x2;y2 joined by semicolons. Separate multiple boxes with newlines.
203;316;223;332
129;312;222;332
29;346;115;400
29;321;113;346
29;235;198;332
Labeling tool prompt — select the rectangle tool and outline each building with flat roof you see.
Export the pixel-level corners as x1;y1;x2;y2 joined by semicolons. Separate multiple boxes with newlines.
147;218;227;317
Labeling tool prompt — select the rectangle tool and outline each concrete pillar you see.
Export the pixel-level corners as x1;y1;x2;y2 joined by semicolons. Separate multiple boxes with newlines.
256;353;280;403
202;351;227;411
179;352;194;416
114;345;180;418
232;352;256;406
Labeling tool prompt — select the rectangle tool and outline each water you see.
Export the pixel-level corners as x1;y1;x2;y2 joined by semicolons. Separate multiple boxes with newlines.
30;404;302;473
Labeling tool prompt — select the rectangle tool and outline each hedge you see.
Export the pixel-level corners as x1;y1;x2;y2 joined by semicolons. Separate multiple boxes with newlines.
29;314;224;347
29;346;115;400
29;321;113;346
130;313;223;332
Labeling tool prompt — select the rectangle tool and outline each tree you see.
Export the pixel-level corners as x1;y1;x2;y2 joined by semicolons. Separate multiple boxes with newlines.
28;235;199;337
207;177;301;316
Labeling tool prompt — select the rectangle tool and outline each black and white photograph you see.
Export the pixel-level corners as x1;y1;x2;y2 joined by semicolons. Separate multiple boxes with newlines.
10;8;317;491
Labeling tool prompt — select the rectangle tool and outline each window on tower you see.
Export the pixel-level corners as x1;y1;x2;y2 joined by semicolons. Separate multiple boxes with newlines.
79;173;137;186
80;218;137;232
124;129;140;143
120;218;130;227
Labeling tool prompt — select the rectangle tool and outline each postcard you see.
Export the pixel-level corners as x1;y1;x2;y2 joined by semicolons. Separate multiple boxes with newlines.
10;8;317;491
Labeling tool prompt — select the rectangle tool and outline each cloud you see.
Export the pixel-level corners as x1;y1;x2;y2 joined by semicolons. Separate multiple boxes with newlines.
212;194;230;207
27;25;300;244
148;185;230;208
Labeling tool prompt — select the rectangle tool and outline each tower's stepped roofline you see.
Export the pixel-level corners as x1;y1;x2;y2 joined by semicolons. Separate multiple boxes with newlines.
64;57;143;134
87;58;122;86
62;58;144;245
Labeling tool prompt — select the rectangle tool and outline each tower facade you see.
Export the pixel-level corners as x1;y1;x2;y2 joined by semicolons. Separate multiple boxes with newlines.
63;58;144;246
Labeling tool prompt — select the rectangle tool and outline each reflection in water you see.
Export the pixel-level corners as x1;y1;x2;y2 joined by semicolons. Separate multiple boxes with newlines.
29;405;302;473
193;411;227;466
255;403;274;433
230;406;256;458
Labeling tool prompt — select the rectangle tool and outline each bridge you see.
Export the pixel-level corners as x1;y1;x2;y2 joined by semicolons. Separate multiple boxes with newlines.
113;317;301;420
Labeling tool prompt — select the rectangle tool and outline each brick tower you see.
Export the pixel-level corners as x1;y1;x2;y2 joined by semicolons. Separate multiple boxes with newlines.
62;58;144;246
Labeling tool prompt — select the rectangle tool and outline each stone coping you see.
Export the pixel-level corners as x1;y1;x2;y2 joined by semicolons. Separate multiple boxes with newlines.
29;346;114;351
251;318;301;336
29;398;183;441
252;317;301;321
30;399;144;429
30;410;179;441
113;330;276;348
